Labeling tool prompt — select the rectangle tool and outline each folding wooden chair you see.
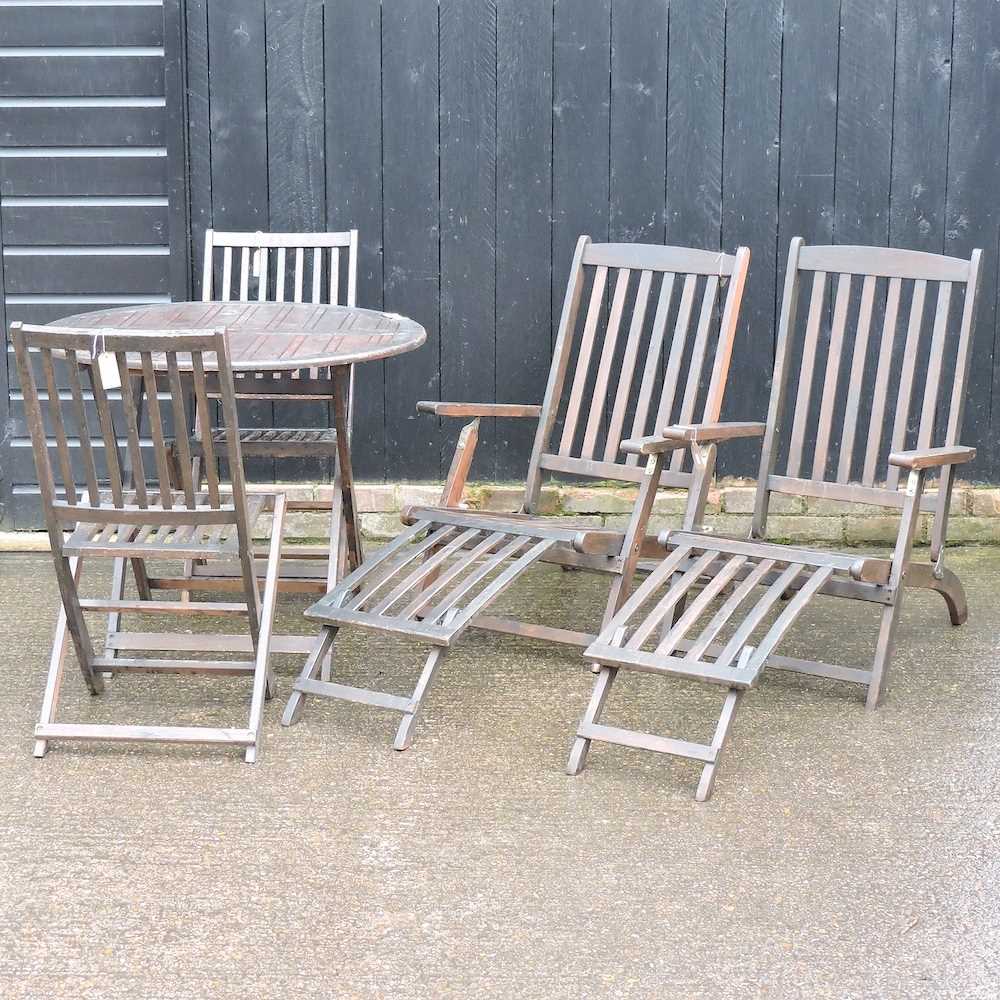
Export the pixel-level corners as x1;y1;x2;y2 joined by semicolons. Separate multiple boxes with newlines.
11;323;286;762
573;240;983;799
283;236;753;749
192;228;359;585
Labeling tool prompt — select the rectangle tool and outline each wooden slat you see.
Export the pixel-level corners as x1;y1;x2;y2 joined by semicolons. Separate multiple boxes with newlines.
140;351;173;507
64;349;100;505
862;276;901;485
886;278;927;489
366;527;480;615
811;272;852;480
654;554;748;657
653;273;698;432
581;266;630;458
746;566;835;672
785;265;823;479
559;265;608;455
837;273;877;482
604;268;653;461
713;563;804;670
418;533;530;625
625;271;675;465
683;558;777;662
669;274;720;472
917;280;952;450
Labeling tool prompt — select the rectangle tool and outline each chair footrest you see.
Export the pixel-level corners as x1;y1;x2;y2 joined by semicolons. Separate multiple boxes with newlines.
578;722;716;763
586;643;762;688
293;677;412;713
35;723;256;746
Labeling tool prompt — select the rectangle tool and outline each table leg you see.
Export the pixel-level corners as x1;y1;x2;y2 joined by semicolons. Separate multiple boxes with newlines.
331;365;363;573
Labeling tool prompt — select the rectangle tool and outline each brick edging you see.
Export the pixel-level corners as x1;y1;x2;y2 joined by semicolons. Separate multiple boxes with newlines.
3;480;998;552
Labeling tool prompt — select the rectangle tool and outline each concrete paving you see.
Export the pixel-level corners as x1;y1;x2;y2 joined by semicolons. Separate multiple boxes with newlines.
0;549;997;999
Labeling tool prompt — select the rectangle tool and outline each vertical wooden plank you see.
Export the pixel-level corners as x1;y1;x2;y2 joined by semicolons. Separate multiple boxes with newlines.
0;209;9;527
834;0;896;246
666;0;724;249
207;0;272;481
890;0;954;252
777;0;839;251
326;0;385;479
266;0;328;484
496;0;553;481
163;0;191;300
552;0;611;335
721;0;782;474
266;2;325;232
775;0;839;482
610;0;667;244
439;0;498;479
382;0;441;479
946;0;1000;480
185;0;212;298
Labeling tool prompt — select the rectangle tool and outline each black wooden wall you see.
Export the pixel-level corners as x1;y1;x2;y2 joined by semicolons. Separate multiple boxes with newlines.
0;0;188;527
180;0;1000;483
3;0;1000;525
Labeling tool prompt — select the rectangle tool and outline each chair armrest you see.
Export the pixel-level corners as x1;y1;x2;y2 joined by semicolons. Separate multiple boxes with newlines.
416;401;542;418
888;445;976;471
660;421;766;443
620;422;766;456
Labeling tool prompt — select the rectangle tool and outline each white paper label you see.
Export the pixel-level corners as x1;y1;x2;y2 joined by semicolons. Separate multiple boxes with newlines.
96;352;121;390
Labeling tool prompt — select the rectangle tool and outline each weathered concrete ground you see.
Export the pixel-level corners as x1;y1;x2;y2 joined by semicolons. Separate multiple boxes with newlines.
0;549;997;999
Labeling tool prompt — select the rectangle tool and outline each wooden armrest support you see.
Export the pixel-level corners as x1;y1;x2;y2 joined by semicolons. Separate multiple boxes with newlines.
887;445;976;470
620;422;765;456
619;435;691;456
660;421;767;443
416;401;542;418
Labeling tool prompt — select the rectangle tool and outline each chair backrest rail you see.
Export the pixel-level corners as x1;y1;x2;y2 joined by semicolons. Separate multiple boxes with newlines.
11;324;251;535
753;240;983;528
525;237;750;508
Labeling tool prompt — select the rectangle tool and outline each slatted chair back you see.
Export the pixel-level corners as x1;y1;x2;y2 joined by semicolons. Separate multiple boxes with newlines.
524;237;750;509
201;229;358;308
10;323;252;542
753;241;983;533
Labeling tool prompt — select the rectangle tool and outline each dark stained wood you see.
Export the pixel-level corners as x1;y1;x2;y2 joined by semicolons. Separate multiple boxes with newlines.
667;0;724;249
439;0;498;479
721;0;782;475
496;0;553;480
53;301;426;370
325;0;385;480
381;0;441;480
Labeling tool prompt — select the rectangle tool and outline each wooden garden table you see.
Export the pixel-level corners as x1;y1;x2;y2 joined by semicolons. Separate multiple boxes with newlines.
49;301;426;602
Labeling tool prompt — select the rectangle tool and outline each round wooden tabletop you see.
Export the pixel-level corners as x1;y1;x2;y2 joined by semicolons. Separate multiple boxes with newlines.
51;301;426;371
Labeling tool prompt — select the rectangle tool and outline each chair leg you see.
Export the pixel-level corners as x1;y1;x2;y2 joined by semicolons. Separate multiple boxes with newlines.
282;628;337;727
49;552;103;697
393;645;447;751
567;665;619;775
695;689;742;802
34;557;84;758
320;480;346;683
244;493;286;763
866;597;903;711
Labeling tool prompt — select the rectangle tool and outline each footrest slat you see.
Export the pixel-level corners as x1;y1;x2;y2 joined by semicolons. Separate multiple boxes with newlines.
578;722;716;763
294;678;411;713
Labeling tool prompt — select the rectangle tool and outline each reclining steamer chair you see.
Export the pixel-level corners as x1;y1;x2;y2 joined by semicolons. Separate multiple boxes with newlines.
282;236;756;746
577;239;983;799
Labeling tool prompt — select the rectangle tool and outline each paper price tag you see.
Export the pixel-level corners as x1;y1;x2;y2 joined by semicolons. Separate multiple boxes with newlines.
97;351;121;390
